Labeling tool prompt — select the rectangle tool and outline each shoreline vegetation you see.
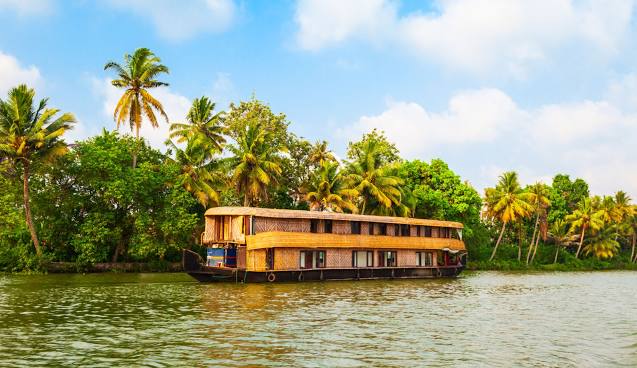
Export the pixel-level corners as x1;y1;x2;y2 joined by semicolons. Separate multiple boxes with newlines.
1;47;636;274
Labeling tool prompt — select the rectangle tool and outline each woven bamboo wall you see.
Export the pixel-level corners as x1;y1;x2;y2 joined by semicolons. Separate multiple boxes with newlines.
398;250;417;267
203;217;215;244
246;249;267;271
333;221;349;235
255;217;310;233
274;248;299;270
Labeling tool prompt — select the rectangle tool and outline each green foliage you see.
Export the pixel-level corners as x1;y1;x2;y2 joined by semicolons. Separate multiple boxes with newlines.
548;174;589;223
346;128;400;165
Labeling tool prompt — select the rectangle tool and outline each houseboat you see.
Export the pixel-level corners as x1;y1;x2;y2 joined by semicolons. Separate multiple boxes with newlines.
183;207;467;283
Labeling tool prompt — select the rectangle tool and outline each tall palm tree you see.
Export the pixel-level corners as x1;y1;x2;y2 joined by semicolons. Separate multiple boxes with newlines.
228;122;282;206
104;47;169;168
566;198;604;259
0;85;76;256
548;219;574;263
526;182;551;264
612;191;632;223
483;171;532;261
166;140;221;208
344;139;405;215
583;224;620;259
627;209;637;263
306;161;357;213
593;195;618;224
309;140;336;166
169;97;225;153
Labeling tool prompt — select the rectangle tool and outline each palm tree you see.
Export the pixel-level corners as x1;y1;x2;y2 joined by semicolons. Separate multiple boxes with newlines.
583;224;620;259
593;195;618;224
566;198;604;259
104;48;169;168
228;122;283;206
0;85;76;256
166;140;221;208
306;161;357;213
526;182;551;264
612;191;632;223
548;219;573;263
344;139;405;215
169;97;225;153
483;171;532;261
309;140;336;166
628;210;637;263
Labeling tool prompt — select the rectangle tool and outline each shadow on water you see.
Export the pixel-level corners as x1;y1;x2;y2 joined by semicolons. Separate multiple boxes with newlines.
0;272;636;367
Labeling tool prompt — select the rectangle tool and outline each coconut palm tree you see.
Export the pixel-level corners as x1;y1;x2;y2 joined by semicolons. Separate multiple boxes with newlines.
548;219;574;263
593;195;618;224
526;182;551;264
227;121;282;206
169;97;225;153
104;47;169;168
612;191;632;223
628;210;637;263
309;140;336;166
306;161;357;213
566;198;604;259
165;140;221;208
0;85;76;256
344;139;405;215
583;224;620;259
483;171;533;261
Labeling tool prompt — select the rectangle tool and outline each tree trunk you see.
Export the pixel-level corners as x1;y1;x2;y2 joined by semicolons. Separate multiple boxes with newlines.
575;227;586;259
630;233;637;263
22;161;42;257
531;233;540;263
490;222;507;261
243;192;250;207
517;223;523;261
132;126;139;168
527;213;539;264
554;243;560;263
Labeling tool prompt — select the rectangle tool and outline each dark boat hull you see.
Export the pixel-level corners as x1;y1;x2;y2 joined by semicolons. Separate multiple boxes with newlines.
184;248;463;283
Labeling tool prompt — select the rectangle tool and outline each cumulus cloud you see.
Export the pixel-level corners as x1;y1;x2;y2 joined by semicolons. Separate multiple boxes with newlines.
0;52;43;96
295;0;635;75
0;0;53;15
338;85;637;197
92;78;191;150
105;0;236;41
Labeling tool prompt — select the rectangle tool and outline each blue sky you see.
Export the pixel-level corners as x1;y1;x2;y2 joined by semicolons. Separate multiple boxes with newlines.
1;0;637;197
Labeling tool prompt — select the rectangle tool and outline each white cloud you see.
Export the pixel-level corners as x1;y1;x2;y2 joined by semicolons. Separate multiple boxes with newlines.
105;0;236;41
295;0;635;75
0;0;53;15
338;85;637;198
295;0;396;50
210;72;237;109
92;78;191;150
0;52;42;96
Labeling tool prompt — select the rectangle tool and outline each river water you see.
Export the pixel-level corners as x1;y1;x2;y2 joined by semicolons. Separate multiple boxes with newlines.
0;271;635;367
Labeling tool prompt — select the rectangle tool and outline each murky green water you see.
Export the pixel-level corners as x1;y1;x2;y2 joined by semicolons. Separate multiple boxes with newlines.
0;271;635;367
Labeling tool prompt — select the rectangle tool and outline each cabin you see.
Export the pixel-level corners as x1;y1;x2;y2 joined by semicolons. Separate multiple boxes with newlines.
183;207;466;282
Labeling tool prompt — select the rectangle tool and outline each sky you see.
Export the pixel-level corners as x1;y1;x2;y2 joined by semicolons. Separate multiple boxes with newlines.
1;0;637;198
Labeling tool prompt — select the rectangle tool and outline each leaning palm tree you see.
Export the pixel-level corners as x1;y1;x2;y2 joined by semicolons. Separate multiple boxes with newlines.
344;139;405;215
306;161;358;213
104;47;169;167
483;171;533;261
526;182;551;264
628;210;637;263
583;224;620;259
548;219;574;263
227;122;283;206
169;97;225;153
566;198;604;259
309;140;336;166
0;85;76;256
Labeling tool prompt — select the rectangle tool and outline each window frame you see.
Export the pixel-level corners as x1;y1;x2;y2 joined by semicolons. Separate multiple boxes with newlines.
324;220;333;234
351;221;361;235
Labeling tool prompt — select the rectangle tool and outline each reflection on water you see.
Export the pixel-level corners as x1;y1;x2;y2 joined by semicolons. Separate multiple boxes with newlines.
0;272;636;367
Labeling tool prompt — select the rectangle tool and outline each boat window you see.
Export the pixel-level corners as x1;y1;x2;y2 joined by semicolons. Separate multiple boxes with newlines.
416;252;434;267
351;221;361;234
431;227;440;238
394;224;400;237
324;220;333;233
416;226;421;237
300;250;326;269
310;219;319;233
379;223;387;235
368;222;374;235
424;226;432;237
378;251;397;267
400;224;410;236
352;251;373;267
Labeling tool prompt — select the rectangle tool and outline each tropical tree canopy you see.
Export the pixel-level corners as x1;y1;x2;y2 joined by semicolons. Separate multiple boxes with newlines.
306;161;357;213
169;96;226;154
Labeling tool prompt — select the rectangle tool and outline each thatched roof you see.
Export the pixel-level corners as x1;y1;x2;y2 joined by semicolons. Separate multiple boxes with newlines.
205;206;463;228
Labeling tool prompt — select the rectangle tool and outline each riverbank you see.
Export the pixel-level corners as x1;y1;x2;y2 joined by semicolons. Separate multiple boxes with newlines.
467;259;637;272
